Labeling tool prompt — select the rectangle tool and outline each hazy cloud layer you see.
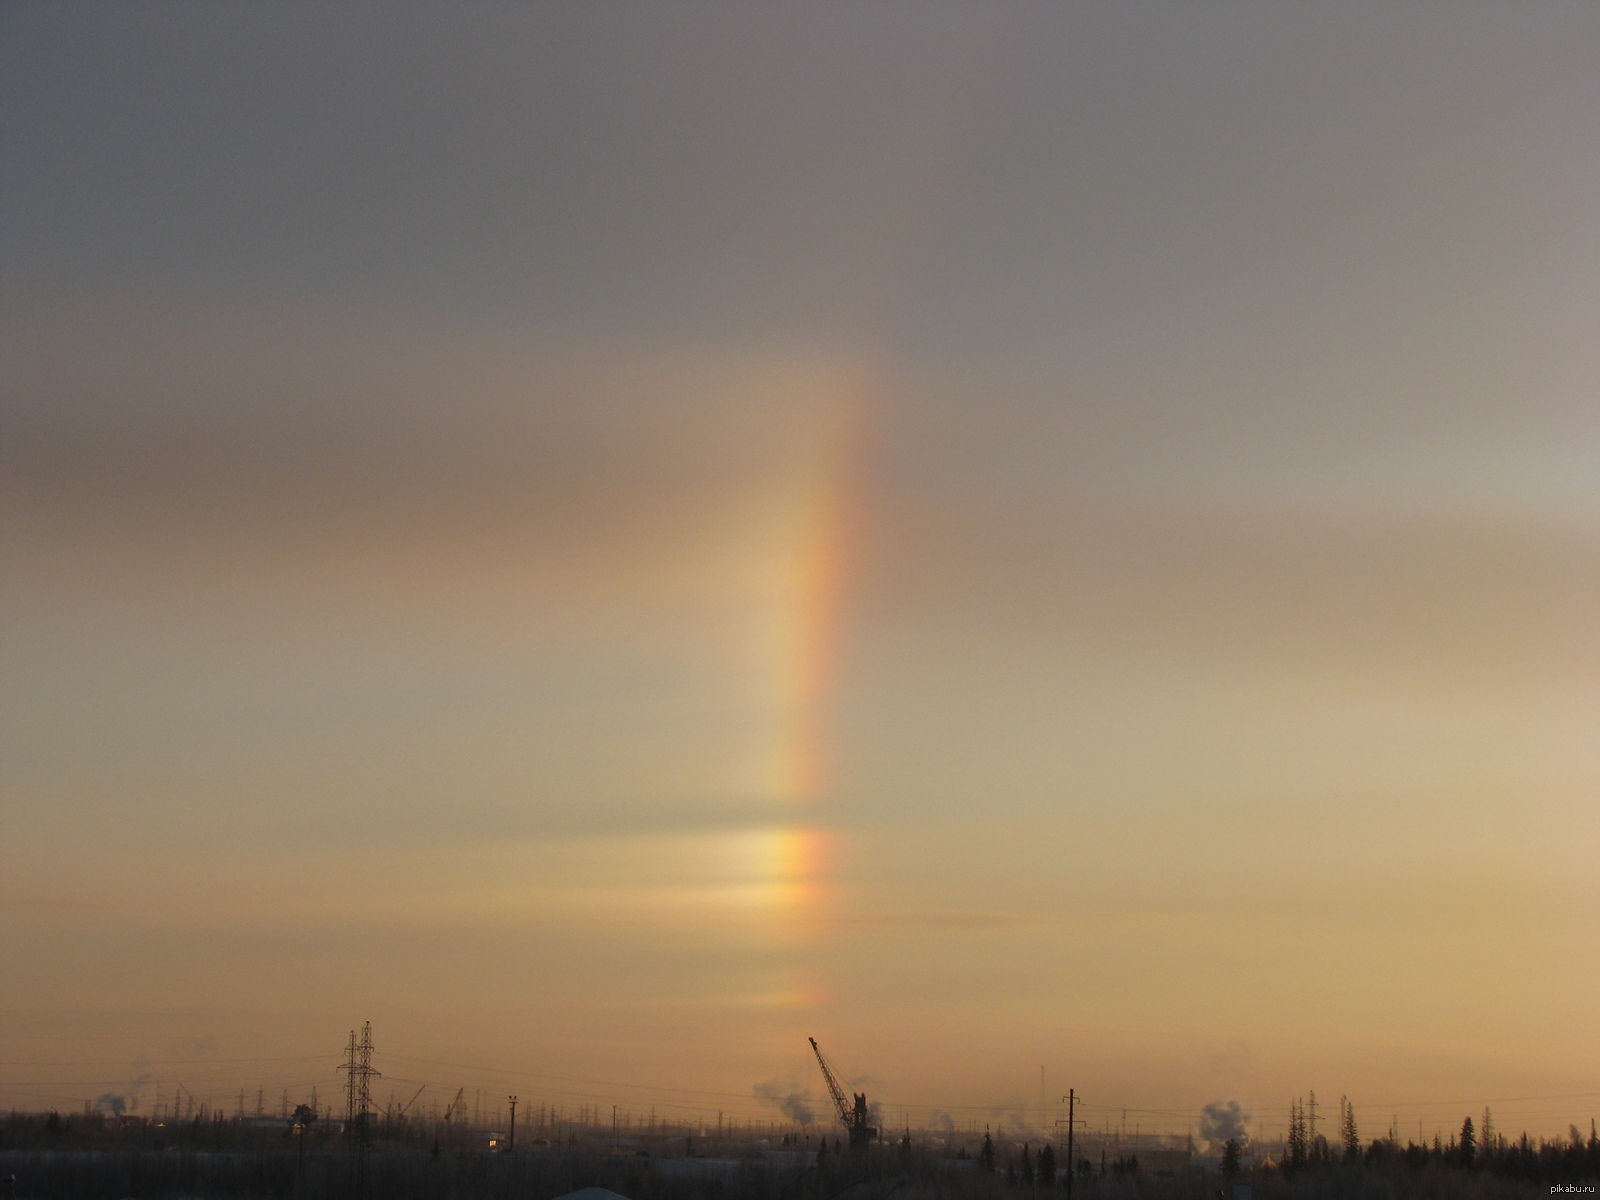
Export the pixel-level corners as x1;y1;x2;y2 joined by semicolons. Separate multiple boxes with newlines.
2;0;1598;1129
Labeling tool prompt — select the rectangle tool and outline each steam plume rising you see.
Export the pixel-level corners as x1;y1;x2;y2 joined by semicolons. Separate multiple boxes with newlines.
94;1074;155;1116
1199;1100;1251;1151
753;1080;816;1126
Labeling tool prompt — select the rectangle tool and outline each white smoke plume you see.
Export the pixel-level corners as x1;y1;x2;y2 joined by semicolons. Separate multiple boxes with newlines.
1199;1100;1250;1151
95;1074;156;1115
753;1080;816;1127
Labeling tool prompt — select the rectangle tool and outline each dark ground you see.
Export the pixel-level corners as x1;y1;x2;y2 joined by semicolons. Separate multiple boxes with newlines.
1;1115;1591;1200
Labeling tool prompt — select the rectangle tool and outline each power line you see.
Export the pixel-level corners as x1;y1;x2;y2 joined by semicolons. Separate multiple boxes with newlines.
0;1055;334;1067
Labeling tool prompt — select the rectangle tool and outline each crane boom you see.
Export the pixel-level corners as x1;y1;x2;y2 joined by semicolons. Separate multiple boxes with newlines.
808;1037;878;1149
398;1084;426;1117
809;1037;852;1125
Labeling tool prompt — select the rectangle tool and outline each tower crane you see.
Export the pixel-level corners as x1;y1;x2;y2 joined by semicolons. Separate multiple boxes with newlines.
443;1088;466;1123
809;1037;877;1149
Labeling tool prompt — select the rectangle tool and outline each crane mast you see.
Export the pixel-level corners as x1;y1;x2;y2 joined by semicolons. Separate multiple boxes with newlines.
808;1037;878;1149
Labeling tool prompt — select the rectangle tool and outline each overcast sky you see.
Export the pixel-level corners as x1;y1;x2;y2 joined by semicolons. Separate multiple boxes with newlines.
3;2;1598;1138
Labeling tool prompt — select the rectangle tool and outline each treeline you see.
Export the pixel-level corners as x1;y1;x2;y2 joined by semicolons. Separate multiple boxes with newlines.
1;1109;336;1151
1277;1093;1600;1187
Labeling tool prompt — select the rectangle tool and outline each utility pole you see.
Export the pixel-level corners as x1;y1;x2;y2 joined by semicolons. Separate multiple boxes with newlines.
508;1096;517;1153
1063;1090;1076;1200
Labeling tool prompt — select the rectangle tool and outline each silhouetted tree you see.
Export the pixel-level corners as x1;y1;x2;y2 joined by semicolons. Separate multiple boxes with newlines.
1340;1097;1359;1162
1020;1143;1033;1186
979;1130;995;1173
1222;1139;1241;1177
1460;1117;1476;1168
1038;1142;1056;1187
1285;1099;1308;1173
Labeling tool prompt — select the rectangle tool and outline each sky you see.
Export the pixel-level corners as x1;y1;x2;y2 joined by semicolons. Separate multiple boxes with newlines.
2;1;1598;1143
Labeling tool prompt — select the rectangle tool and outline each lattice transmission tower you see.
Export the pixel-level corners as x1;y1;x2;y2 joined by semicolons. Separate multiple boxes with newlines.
341;1022;380;1137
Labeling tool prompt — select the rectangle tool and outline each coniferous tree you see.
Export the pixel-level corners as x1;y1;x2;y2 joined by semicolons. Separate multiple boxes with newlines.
980;1130;996;1173
1285;1098;1308;1173
1460;1117;1476;1168
1222;1139;1241;1177
1038;1142;1056;1187
1020;1143;1034;1186
1340;1097;1359;1162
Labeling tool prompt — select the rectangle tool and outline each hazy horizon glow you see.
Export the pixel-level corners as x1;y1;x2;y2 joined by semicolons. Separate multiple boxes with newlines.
2;1;1598;1142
